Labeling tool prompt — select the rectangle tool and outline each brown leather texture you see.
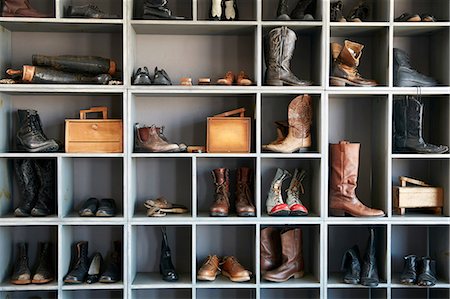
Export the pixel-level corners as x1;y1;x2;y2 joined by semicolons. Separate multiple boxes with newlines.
135;125;182;153
217;71;234;85
210;168;230;216
235;167;256;216
197;255;220;281
263;228;304;282
2;0;49;17
236;71;252;86
221;256;251;282
329;141;385;217
260;227;281;273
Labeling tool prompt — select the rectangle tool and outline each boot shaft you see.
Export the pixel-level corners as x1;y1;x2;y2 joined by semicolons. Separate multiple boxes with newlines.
288;95;312;139
330;141;360;197
291;0;313;19
280;228;303;267
405;96;424;141
32;55;115;76
212;168;230;191
286;168;306;205
277;0;289;19
75;241;89;266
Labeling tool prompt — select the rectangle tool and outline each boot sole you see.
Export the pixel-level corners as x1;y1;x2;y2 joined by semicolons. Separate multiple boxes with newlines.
32;278;53;284
222;270;250;282
330;208;385;217
237;212;256;217
197;274;218;281
330;77;376;87
263;271;304;282
10;279;31;285
268;210;290;216
210;212;228;217
266;79;312;86
289;211;308;216
64;279;83;284
395;79;436;87
96;211;115;217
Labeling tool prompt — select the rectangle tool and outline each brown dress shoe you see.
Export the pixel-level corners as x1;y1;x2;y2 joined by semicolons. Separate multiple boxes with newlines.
217;71;234;85
2;0;50;17
210;168;230;217
235;167;256;217
197;255;220;281
221;256;252;282
260;227;281;273
236;71;253;86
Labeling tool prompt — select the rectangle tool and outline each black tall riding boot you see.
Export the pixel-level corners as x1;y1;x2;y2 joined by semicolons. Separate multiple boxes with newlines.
360;228;379;287
31;159;55;216
99;241;121;283
32;55;116;75
64;241;89;284
160;227;179;281
11;242;31;285
14;159;38;216
277;0;290;20
393;96;448;154
32;242;54;284
16;110;59;153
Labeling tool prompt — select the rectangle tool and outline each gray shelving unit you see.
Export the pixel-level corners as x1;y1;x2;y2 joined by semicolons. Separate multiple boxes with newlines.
0;0;449;298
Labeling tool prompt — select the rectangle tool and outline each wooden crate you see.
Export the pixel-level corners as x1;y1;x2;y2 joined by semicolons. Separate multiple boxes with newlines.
393;176;443;215
65;106;123;153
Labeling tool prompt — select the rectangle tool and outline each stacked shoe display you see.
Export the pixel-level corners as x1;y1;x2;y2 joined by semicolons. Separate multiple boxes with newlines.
79;198;117;217
197;255;251;282
400;255;438;286
64;4;118;19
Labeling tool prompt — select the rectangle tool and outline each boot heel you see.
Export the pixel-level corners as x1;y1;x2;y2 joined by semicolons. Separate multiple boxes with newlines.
330;78;346;86
266;79;284;86
294;271;304;278
330;209;345;216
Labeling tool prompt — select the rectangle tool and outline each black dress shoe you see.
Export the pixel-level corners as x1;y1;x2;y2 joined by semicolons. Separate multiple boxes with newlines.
417;257;437;286
153;67;172;85
159;227;179;281
99;241;121;283
64;241;89;284
133;67;152;85
341;245;361;284
79;198;99;217
65;4;118;19
143;0;185;20
400;255;417;285
96;198;116;217
86;252;103;284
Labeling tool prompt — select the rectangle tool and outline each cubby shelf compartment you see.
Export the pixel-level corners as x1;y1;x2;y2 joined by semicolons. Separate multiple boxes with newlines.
260;288;320;298
393;0;450;22
262;0;323;21
62;289;124;299
131;288;192;299
328;288;387;298
391;287;450;299
329;0;390;22
196;288;256;299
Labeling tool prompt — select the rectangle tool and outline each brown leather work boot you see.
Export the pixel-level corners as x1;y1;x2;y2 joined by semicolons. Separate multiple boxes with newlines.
217;71;234;85
210;168;230;217
2;0;50;17
260;227;281;274
222;256;252;282
263;95;312;153
197;255;220;281
329;141;385;217
134;124;186;153
263;228;304;282
330;40;377;87
235;167;256;217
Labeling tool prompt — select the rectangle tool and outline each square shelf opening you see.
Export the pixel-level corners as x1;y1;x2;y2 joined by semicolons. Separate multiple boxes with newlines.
391;225;450;286
393;28;449;86
196;157;256;217
330;0;390;22
393;0;450;22
130;94;256;154
131;157;192;219
328;288;387;298
0;0;56;18
196;288;256;299
262;26;323;86
328;95;389;216
261;94;322;154
260;288;320;299
60;225;124;288
0;225;58;287
196;225;256;284
0;291;57;299
59;0;123;19
60;158;124;219
392;159;449;217
197;0;256;21
62;289;123;299
262;0;323;21
328;225;387;285
391;288;450;299
261;158;321;218
330;27;389;86
260;225;321;285
132;289;192;299
133;0;193;20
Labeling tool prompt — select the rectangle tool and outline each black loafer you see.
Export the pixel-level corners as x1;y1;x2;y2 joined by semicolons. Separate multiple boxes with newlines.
153;67;172;85
79;198;98;217
96;198;116;217
133;67;152;85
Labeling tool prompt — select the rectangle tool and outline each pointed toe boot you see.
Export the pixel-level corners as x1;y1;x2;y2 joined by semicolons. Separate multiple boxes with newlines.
264;121;289;147
360;228;380;287
393;48;438;87
235;167;256;217
266;168;291;216
14;159;38;217
64;241;89;284
341;245;361;284
32;242;54;284
31;159;56;216
99;241;121;283
160;227;179;282
329;141;385;217
290;0;314;20
86;252;103;284
260;227;281;273
400;255;417;285
286;169;309;216
210;168;230;217
11;243;32;285
276;0;290;20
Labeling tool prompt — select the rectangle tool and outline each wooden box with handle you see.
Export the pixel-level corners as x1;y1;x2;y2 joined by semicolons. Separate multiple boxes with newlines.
65;106;123;153
207;108;251;153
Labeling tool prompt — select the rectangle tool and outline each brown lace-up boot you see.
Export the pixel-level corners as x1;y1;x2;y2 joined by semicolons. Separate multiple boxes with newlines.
330;40;377;87
2;0;50;17
235;167;256;217
329;141;385;217
210;168;230;217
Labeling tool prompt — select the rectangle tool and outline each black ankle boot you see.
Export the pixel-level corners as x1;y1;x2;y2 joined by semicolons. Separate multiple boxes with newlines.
341;245;361;284
291;0;314;20
360;228;380;287
417;257;437;286
16;110;59;153
330;1;345;22
14;159;38;216
11;243;31;285
31;159;55;216
347;0;369;22
99;241;121;283
32;242;54;284
143;0;185;20
64;241;89;284
393;48;438;87
159;227;179;281
400;254;417;285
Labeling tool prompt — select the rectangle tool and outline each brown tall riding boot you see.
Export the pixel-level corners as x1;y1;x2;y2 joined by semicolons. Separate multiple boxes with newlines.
263;95;312;153
2;0;50;17
260;227;281;273
263;228;304;282
329;141;385;217
235;167;256;217
330;40;377;87
210;168;230;217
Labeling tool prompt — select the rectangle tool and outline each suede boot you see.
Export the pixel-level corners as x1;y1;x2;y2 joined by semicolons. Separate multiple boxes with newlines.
341;245;361;284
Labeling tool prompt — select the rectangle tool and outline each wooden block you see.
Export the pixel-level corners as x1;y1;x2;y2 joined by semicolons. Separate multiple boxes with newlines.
207;117;251;153
393;186;443;215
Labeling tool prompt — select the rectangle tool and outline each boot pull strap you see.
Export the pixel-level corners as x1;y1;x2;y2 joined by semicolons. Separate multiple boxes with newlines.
399;176;431;187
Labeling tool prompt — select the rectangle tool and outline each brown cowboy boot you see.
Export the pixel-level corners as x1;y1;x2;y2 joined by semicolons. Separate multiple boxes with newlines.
260;227;281;274
263;95;312;153
210;168;230;217
329;141;385;217
134;124;186;152
2;0;50;17
330;40;377;87
235;167;256;217
265;121;289;147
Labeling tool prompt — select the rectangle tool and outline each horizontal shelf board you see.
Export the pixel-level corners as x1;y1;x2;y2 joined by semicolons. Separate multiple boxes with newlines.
131;21;256;35
131;153;257;158
330;22;389;27
62;281;124;290
390;87;450;94
0;214;59;225
195;276;256;288
259;215;322;224
259;86;324;93
0;281;58;291
326;87;390;94
132;272;192;289
394;25;450;36
0;153;125;158
260;274;320;288
330;26;388;36
0;18;123;32
131;213;193;224
0;84;125;93
261;21;323;28
129;85;259;94
196;213;257;224
391;154;450;159
62;213;125;224
389;216;450;224
391;276;450;288
260;153;322;159
325;217;389;225
327;273;387;288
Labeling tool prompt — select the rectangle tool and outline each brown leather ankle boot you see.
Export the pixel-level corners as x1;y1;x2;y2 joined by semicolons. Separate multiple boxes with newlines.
2;0;50;17
134;124;186;152
260;227;281;274
235;167;256;217
210;168;230;217
330;40;377;87
329;141;385;217
263;228;304;282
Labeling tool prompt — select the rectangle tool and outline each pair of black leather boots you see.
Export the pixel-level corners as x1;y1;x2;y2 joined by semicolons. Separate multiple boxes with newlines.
400;255;437;286
11;242;53;285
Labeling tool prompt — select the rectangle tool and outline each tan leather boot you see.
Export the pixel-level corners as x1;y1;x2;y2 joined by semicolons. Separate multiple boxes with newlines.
2;0;50;17
210;168;230;216
135;124;186;152
330;40;377;87
235;167;256;217
221;256;251;282
260;227;281;273
265;121;289;146
197;255;220;281
263;228;304;282
263;95;312;153
329;141;385;217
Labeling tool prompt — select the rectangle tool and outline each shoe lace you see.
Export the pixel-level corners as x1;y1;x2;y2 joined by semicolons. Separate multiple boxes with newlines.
237;182;252;202
214;183;228;201
273;181;284;205
27;116;47;141
204;255;220;271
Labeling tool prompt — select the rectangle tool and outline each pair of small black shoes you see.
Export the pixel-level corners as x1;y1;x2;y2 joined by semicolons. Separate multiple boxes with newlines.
341;228;380;287
400;255;437;286
79;198;116;217
133;67;172;85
